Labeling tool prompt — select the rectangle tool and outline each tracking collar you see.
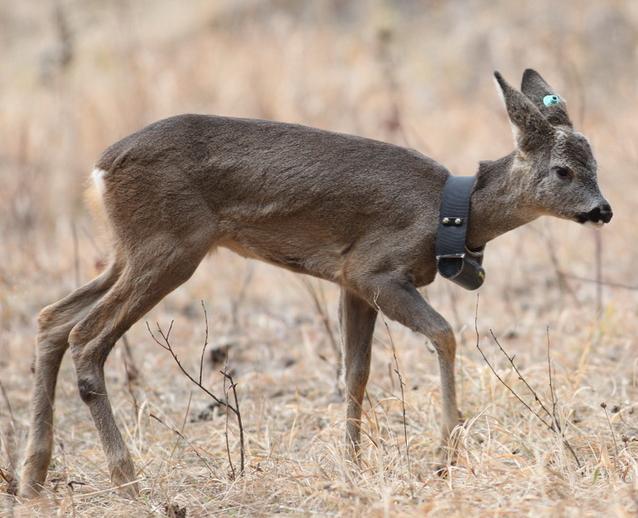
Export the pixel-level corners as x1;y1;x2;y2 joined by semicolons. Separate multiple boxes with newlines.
435;175;485;290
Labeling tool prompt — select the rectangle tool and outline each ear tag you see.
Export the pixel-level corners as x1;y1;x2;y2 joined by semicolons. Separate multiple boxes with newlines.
543;94;560;107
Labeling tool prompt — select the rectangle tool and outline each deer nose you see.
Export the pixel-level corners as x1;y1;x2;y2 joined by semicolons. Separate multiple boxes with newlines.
599;202;613;223
577;202;613;225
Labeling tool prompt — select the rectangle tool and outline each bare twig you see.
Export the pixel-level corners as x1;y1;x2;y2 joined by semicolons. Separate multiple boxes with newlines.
364;391;381;448
222;365;235;480
558;273;638;291
146;320;234;415
545;330;581;468
300;278;343;393
198;300;209;386
58;441;77;518
374;292;411;478
300;278;340;358
222;368;245;476
474;299;553;430
546;328;558;424
539;226;579;303
474;296;581;467
149;412;215;477
121;334;140;416
601;402;619;472
489;329;555;424
168;392;193;461
230;265;254;329
387;323;411;477
148;302;245;478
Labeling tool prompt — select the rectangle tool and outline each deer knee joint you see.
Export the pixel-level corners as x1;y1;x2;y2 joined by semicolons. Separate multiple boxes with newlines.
68;321;89;349
429;320;456;359
35;308;70;355
36;306;62;340
77;376;102;404
37;305;57;330
37;303;75;337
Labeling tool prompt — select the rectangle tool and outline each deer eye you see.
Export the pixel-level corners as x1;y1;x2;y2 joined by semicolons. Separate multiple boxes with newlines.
553;166;573;180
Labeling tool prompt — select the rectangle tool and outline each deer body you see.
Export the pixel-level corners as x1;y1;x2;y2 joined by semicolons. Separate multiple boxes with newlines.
20;70;612;497
95;114;448;287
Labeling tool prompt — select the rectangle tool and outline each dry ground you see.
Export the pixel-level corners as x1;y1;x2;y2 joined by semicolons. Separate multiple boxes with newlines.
1;1;638;516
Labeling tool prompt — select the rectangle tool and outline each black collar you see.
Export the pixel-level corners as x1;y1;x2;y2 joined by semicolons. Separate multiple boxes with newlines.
435;175;486;290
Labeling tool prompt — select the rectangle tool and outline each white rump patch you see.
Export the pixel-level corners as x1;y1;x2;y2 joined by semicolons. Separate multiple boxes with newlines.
91;168;107;195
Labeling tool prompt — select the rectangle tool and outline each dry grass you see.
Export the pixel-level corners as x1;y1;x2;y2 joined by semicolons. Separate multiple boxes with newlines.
1;1;638;516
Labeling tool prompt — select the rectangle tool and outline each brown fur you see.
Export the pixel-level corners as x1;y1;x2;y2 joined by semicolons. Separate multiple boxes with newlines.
19;70;612;497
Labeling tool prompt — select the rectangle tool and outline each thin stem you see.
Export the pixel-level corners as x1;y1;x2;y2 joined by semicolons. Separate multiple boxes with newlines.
474;297;553;430
146;321;235;415
385;319;411;477
198;300;209;386
601;402;619;472
222;365;236;480
489;329;555;426
149;413;215;477
546;327;558;428
221;369;245;475
475;296;581;468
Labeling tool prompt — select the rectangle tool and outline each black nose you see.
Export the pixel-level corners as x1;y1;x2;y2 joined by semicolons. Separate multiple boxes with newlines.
577;203;613;224
599;203;613;223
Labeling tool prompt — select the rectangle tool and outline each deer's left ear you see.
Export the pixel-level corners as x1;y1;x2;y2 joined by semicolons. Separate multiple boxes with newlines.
521;69;572;128
494;71;554;153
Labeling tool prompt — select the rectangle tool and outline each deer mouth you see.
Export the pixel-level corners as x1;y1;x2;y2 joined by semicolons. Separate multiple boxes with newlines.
576;206;613;226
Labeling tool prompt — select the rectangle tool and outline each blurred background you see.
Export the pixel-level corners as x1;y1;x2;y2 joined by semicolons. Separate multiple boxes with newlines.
2;1;635;238
2;0;636;356
1;1;637;515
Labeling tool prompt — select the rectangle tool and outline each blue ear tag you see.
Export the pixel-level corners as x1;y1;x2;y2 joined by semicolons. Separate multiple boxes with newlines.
543;94;560;107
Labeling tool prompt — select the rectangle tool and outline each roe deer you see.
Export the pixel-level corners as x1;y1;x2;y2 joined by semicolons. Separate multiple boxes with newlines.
19;69;612;497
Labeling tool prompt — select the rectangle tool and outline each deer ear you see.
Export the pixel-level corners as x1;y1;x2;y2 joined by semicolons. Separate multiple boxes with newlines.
494;71;554;152
521;68;572;127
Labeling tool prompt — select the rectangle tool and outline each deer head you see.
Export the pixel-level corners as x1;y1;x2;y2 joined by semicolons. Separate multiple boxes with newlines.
493;69;612;227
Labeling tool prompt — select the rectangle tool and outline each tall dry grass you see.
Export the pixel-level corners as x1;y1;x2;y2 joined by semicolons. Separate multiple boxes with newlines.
1;1;637;515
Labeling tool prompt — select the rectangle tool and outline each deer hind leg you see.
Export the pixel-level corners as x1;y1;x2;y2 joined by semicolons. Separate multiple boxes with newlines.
67;241;208;497
340;288;377;460
19;260;123;498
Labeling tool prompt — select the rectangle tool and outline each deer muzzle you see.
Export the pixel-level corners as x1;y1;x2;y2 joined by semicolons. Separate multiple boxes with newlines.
577;202;613;226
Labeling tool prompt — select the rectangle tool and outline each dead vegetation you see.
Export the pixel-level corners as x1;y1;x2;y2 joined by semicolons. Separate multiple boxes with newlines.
1;0;638;516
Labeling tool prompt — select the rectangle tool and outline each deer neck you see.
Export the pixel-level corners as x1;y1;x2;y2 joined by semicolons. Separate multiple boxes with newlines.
466;152;539;250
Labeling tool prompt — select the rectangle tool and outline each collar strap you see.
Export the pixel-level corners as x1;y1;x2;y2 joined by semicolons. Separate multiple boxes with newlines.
435;175;486;290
